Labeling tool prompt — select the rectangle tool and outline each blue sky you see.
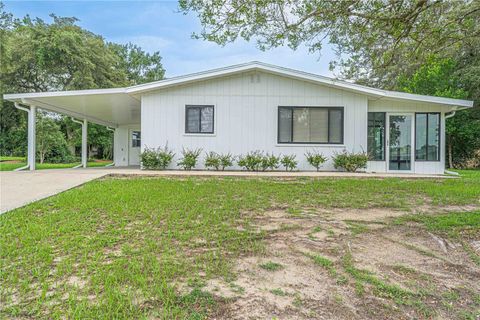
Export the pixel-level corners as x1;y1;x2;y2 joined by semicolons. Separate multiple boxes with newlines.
4;1;337;78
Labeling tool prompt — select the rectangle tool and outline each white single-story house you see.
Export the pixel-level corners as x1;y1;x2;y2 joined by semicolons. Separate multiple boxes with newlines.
4;61;474;174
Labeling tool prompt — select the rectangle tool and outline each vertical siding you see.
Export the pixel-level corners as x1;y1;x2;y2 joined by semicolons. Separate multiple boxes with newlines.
141;71;366;171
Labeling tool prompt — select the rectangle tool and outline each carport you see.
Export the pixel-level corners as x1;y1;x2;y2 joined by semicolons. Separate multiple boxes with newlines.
4;88;141;170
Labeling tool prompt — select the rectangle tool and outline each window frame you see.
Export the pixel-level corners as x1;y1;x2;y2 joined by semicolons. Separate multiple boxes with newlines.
367;112;386;161
277;106;344;145
131;130;141;148
185;105;215;134
414;112;441;162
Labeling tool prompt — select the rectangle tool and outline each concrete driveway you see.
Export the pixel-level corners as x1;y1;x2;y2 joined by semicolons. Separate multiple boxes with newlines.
0;169;109;214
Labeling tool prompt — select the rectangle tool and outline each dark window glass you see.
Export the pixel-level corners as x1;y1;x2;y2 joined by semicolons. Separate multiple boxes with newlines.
415;113;440;161
278;107;343;144
185;105;214;134
132;131;141;148
367;113;385;161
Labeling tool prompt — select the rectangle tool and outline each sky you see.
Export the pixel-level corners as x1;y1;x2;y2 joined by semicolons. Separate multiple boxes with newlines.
4;1;337;78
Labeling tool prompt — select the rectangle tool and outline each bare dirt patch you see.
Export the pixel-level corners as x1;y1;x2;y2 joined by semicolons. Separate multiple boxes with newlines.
203;207;480;319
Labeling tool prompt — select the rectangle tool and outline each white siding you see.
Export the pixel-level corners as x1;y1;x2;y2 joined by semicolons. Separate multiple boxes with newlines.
367;99;447;174
141;71;368;171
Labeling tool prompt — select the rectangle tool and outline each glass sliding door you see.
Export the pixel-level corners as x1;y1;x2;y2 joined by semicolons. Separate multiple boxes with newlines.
388;114;413;171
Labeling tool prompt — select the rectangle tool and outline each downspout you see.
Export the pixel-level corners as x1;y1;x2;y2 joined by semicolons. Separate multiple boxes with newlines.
105;127;115;167
444;110;459;176
13;103;31;171
71;117;85;169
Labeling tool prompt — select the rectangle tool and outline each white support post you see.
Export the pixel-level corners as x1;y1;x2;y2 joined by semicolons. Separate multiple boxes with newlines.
82;119;88;168
72;117;88;169
13;103;35;171
28;105;36;171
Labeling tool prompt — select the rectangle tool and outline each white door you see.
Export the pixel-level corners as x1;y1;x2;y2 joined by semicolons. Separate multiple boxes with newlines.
386;114;414;173
129;130;141;166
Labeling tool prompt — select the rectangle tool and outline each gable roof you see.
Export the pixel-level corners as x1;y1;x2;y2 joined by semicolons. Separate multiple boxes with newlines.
4;61;474;111
125;61;473;109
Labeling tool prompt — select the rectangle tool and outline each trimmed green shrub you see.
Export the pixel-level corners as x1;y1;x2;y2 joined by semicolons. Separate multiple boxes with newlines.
219;153;234;170
281;154;297;171
333;151;369;172
140;146;175;170
260;153;280;171
178;148;202;170
204;152;235;171
204;152;221;170
305;150;327;171
237;151;263;171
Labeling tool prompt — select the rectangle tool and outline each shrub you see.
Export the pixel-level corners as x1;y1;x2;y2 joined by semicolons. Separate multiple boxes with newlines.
333;151;369;172
177;148;202;170
140;145;175;170
204;152;235;171
219;153;234;170
237;151;263;171
260;153;280;171
281;154;297;171
305;150;327;171
204;152;221;170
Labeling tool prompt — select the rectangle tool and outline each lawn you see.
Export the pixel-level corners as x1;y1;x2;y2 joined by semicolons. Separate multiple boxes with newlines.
0;157;113;171
1;170;479;319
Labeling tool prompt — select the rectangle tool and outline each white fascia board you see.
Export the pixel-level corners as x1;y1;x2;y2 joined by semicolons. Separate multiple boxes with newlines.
3;87;126;100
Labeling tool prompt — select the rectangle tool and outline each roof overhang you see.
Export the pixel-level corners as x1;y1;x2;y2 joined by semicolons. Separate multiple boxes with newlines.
3;62;474;125
4;88;140;127
125;62;474;109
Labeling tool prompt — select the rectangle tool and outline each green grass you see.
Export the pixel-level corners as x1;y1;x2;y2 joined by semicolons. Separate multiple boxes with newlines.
259;261;284;271
0;161;113;171
0;171;479;318
0;156;25;161
307;253;337;276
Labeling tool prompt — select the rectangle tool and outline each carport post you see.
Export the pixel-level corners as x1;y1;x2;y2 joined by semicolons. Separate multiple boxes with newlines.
82;119;88;168
28;105;37;171
14;103;36;171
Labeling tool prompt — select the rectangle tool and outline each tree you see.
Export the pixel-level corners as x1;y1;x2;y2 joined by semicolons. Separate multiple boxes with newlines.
35;112;71;164
398;57;480;168
109;42;165;85
0;4;165;160
179;0;480;88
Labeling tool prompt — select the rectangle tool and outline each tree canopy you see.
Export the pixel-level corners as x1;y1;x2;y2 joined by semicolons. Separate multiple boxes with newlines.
0;3;165;160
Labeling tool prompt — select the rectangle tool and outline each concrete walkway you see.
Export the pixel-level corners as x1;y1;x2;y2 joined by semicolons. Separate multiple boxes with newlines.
0;167;450;214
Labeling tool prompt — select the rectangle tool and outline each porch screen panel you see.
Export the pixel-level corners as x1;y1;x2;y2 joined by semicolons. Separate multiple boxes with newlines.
415;113;440;161
367;112;385;161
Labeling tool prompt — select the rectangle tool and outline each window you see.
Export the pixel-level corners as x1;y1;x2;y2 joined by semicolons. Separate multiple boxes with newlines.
185;105;214;134
277;107;343;144
367;112;385;161
415;113;440;161
131;131;141;148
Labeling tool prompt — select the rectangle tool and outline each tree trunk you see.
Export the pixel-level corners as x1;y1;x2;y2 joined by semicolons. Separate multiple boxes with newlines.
448;135;453;169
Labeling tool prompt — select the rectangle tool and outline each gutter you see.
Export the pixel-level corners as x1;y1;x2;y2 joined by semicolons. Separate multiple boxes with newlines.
13;103;31;171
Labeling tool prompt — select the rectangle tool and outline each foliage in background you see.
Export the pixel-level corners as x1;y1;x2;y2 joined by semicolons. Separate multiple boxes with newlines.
36;112;75;164
333;151;369;172
0;4;165;160
177;148;202;170
305;150;327;171
399;57;480;168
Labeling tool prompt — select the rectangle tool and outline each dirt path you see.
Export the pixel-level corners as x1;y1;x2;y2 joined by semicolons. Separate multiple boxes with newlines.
204;208;480;319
